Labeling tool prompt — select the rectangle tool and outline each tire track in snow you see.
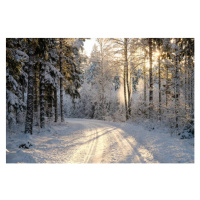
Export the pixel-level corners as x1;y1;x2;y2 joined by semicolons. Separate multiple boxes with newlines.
90;125;112;163
114;129;141;163
83;124;113;163
84;127;98;163
34;119;158;163
106;126;134;163
66;127;94;163
116;129;159;163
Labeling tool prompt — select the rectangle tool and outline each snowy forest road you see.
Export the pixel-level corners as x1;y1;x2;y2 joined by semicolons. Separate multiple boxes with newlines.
40;118;158;163
6;118;194;163
62;119;151;163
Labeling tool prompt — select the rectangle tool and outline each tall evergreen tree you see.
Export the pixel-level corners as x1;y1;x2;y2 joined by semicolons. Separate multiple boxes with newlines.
25;39;38;134
148;38;153;119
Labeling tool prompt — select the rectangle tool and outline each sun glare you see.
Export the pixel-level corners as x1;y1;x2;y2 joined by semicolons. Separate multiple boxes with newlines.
154;52;160;56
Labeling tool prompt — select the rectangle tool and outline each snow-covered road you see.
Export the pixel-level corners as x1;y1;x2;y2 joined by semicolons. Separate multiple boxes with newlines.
6;118;194;163
61;119;152;163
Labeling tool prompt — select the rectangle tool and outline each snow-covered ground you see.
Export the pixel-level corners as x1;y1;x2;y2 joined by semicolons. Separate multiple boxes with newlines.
6;118;194;163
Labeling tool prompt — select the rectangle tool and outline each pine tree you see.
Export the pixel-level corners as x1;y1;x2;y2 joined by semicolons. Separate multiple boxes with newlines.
124;38;131;119
54;87;58;122
59;38;64;122
6;39;28;127
40;62;45;128
148;38;153;119
174;38;180;133
25;39;38;134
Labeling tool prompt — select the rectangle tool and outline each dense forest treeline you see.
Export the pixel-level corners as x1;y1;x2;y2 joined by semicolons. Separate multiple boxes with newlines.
6;38;194;136
6;38;84;134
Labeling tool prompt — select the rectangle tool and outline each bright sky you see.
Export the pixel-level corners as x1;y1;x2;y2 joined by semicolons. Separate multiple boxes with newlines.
83;38;96;57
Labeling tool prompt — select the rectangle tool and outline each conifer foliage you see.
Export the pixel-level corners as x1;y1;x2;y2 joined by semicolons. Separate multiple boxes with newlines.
6;38;84;133
6;38;194;136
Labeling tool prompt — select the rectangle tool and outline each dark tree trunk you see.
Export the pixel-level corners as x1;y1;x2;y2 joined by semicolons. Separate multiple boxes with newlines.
187;57;191;111
190;59;194;120
22;79;25;102
34;64;38;112
124;38;131;117
149;38;153;119
124;60;128;121
48;86;53;118
166;65;169;110
123;38;130;120
40;62;45;128
25;46;34;134
54;87;58;122
143;56;147;104
184;55;188;111
158;46;161;121
175;39;180;133
60;39;64;122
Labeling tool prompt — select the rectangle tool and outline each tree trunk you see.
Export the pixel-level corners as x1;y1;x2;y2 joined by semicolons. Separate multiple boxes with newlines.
166;65;169;110
47;86;53;118
100;41;105;120
124;67;128;120
187;57;191;110
190;59;194;119
25;46;34;134
143;56;147;104
34;64;38;112
125;38;131;117
175;39;180;133
60;39;64;122
54;87;58;122
158;46;161;121
40;62;45;128
22;79;25;102
149;38;153;119
124;38;130;120
102;85;105;120
184;55;188;111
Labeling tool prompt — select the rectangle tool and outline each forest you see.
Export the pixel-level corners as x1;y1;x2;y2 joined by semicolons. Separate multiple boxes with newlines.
2;0;199;198
6;38;194;163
